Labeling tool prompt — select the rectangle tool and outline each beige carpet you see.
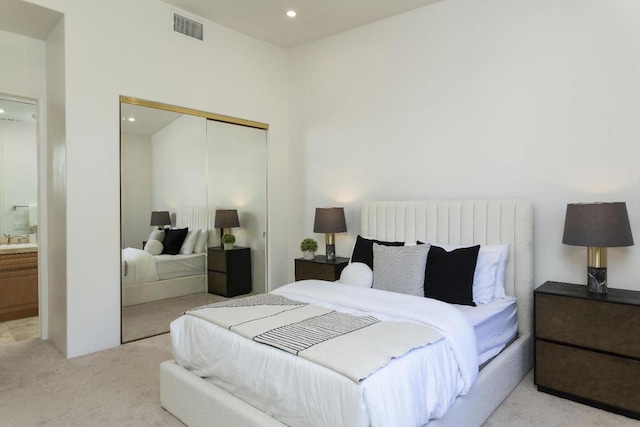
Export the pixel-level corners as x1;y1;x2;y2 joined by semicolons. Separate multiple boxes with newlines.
1;334;639;426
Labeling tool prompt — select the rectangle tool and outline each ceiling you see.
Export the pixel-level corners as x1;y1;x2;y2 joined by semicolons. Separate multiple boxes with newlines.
120;103;183;136
0;0;61;41
0;0;440;47
161;0;442;48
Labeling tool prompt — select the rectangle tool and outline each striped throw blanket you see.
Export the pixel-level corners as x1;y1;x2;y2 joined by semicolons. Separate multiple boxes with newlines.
187;294;444;382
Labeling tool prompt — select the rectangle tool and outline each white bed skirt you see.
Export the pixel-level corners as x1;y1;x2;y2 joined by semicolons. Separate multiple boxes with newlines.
160;334;532;427
122;274;206;307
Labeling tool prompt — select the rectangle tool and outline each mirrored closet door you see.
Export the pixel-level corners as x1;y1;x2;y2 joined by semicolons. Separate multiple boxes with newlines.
120;98;268;343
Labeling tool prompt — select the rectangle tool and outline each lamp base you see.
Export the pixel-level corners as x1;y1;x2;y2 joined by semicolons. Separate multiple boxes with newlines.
587;266;607;294
326;244;336;261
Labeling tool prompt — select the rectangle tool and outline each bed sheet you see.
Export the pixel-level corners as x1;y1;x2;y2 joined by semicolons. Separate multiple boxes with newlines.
171;281;477;427
155;252;206;280
454;297;517;365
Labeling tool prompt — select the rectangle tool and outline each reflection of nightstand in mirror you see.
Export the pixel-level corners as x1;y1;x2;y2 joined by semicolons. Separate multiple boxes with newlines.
208;246;252;297
295;256;349;282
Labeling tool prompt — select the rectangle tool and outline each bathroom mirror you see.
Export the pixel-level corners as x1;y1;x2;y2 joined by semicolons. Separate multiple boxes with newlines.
120;97;268;343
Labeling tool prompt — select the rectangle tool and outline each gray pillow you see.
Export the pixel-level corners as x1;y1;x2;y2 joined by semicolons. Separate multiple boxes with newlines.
372;243;431;297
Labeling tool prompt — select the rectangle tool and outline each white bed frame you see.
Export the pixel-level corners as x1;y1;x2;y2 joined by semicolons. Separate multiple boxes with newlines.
122;208;216;307
160;199;534;427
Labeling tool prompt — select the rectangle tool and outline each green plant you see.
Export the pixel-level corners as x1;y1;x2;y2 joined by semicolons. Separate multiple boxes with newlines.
300;237;318;252
221;233;236;244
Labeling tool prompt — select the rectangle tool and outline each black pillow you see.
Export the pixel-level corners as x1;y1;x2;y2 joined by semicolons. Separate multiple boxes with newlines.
351;235;404;269
424;245;480;306
162;227;189;255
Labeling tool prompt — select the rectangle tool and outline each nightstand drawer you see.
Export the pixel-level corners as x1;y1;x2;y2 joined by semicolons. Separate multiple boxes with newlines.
536;340;640;415
536;293;640;359
294;256;349;282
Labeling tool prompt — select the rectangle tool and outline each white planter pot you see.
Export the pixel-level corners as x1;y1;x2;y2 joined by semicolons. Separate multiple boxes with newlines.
223;243;234;250
302;250;315;260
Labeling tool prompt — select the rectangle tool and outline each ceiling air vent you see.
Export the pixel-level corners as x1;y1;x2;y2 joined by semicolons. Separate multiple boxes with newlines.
173;13;203;41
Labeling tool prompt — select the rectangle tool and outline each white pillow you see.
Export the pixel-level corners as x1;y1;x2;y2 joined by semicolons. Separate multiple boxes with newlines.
193;229;208;254
338;262;373;288
372;243;430;297
144;239;163;255
428;242;509;304
148;229;165;242
493;244;510;299
179;229;199;255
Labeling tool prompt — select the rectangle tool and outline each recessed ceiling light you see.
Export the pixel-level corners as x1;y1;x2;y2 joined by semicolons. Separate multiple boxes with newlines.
286;10;296;18
0;109;4;114
128;117;135;122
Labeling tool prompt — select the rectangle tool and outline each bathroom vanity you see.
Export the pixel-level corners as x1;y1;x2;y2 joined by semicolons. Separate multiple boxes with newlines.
0;244;38;322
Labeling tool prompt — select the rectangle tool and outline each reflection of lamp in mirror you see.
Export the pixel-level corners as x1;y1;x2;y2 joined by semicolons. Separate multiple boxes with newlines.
313;207;347;261
150;211;171;230
563;202;634;294
215;209;240;238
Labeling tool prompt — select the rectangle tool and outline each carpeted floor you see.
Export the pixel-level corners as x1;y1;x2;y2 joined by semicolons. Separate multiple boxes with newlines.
1;335;638;426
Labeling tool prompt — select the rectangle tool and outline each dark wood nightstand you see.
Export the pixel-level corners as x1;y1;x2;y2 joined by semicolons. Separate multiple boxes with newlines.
534;281;640;419
294;256;349;282
208;246;252;297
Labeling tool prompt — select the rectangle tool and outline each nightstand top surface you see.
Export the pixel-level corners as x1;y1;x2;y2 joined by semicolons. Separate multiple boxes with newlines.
208;246;249;251
295;255;350;264
537;281;640;306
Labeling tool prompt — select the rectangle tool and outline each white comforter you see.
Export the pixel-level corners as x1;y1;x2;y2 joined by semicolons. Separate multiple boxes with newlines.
171;280;479;427
121;247;158;286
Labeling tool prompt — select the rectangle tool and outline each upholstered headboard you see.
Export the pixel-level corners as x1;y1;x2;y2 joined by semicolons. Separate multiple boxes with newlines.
360;199;534;336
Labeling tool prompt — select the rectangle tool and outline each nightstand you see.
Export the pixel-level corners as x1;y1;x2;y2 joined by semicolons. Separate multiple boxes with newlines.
208;246;252;297
294;256;349;282
534;281;640;419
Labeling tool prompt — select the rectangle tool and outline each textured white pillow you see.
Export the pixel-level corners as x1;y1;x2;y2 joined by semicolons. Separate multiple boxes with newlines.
193;229;208;254
493;244;511;299
372;243;430;297
429;242;509;304
179;229;199;255
148;229;165;242
144;239;163;255
338;262;373;288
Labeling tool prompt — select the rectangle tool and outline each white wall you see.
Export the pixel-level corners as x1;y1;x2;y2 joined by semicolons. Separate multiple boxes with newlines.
0;29;46;96
121;132;152;249
29;0;289;357
151;114;207;214
289;0;640;291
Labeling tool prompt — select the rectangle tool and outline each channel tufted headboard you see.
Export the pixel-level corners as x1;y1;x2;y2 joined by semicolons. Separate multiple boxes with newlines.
360;199;534;336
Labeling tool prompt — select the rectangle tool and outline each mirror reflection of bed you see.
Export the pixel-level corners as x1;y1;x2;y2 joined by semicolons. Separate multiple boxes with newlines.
120;99;268;343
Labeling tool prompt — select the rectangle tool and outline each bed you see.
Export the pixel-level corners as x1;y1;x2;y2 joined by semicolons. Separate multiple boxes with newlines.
121;208;215;307
160;199;534;426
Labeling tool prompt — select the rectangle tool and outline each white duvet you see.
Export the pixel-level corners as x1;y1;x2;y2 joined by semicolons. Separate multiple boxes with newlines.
171;280;479;427
121;247;158;286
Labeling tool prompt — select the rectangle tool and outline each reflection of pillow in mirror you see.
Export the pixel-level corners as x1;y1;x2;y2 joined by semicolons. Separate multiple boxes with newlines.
180;229;200;255
144;239;163;255
193;229;208;254
163;227;189;255
338;262;373;288
148;229;165;242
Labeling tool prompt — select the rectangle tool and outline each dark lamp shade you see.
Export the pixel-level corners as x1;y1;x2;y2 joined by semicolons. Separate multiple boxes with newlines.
563;202;634;247
150;211;171;227
214;209;240;229
313;207;347;233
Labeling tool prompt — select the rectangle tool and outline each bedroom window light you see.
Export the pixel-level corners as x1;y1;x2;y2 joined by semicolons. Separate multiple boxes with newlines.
150;211;171;230
313;207;347;262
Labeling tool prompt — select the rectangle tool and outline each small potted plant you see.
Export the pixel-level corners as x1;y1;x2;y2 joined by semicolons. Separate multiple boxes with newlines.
222;233;236;250
300;237;318;260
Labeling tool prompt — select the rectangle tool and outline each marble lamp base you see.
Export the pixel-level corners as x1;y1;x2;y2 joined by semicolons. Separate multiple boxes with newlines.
587;266;607;294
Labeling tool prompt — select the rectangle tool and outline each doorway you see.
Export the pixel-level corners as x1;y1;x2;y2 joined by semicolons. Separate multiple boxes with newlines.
0;94;40;345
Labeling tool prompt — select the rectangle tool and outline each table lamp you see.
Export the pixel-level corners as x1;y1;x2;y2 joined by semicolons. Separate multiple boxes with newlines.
313;207;347;261
150;211;171;230
562;202;634;294
215;209;240;238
